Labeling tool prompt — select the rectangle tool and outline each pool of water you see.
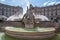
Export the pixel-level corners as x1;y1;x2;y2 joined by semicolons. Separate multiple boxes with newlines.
0;32;22;40
5;27;55;32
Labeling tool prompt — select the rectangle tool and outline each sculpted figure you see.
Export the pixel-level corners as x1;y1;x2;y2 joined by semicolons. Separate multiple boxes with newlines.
23;12;35;28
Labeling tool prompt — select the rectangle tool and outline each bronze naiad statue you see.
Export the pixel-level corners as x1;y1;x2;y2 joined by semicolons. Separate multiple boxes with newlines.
22;13;35;28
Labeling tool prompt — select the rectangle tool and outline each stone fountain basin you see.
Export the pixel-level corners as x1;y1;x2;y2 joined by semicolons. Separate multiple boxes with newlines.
5;27;56;39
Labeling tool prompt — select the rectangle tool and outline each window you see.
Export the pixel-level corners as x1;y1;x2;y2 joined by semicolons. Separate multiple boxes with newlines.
57;6;60;9
4;7;6;10
49;11;51;16
0;7;2;10
57;10;60;15
49;8;52;11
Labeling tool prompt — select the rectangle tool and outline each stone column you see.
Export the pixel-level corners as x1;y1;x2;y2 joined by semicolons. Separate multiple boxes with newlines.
25;24;34;28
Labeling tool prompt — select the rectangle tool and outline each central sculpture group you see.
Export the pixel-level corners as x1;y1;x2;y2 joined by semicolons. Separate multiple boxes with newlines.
22;11;48;28
23;12;35;28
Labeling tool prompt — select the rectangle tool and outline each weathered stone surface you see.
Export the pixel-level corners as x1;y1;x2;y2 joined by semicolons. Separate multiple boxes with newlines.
25;24;34;28
23;12;34;28
5;27;56;39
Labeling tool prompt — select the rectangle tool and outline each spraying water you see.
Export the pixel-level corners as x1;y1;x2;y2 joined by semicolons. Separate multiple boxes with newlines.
7;0;30;21
22;0;30;15
34;14;50;21
6;0;50;21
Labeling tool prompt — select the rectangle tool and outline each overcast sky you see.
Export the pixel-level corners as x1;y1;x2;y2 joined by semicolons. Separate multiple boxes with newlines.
0;0;60;14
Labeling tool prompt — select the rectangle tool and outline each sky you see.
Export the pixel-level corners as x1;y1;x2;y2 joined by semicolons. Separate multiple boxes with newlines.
0;0;60;14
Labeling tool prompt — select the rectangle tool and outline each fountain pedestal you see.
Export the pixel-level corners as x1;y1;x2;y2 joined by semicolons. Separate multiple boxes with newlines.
25;24;34;28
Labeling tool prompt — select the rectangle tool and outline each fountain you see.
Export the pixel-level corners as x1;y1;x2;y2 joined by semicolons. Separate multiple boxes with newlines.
5;10;56;40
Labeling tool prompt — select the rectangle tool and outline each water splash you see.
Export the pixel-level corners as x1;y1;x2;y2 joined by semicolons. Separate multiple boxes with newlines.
7;0;50;21
23;0;30;15
7;0;30;21
7;14;23;21
7;12;50;21
34;14;50;21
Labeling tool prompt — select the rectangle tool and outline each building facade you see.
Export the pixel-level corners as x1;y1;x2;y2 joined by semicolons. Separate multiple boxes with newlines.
28;4;60;20
0;3;23;17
